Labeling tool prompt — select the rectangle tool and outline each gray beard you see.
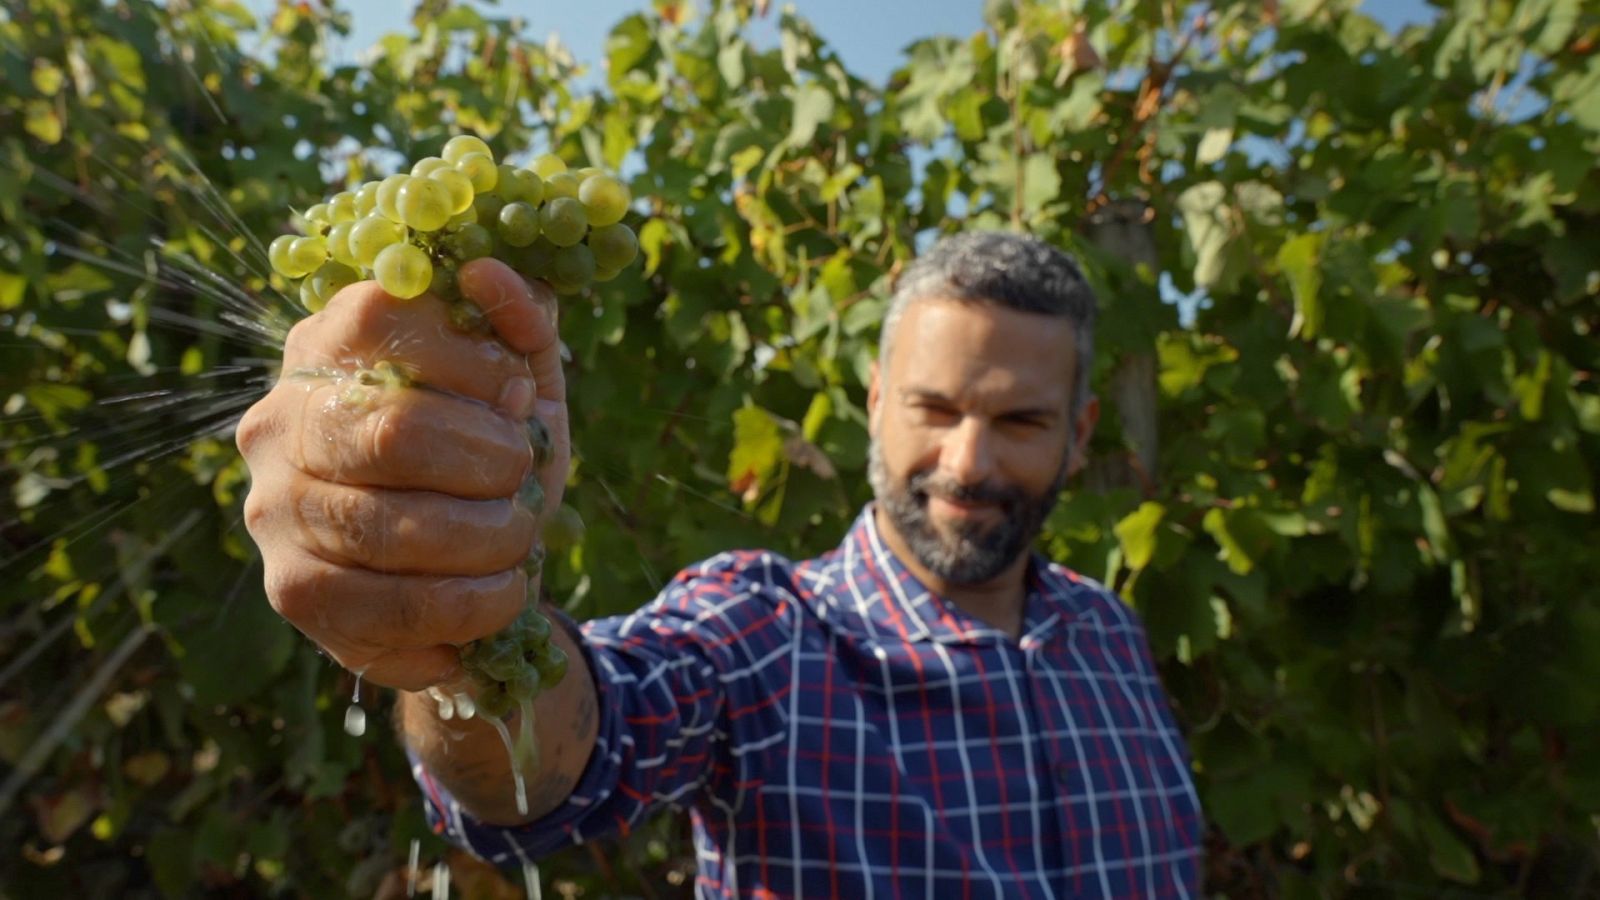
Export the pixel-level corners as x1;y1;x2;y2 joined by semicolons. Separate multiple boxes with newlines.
867;437;1071;586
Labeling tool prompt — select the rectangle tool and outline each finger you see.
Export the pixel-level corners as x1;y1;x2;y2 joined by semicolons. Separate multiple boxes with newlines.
273;481;536;576
458;259;567;404
293;380;532;499
265;553;527;654
351;646;465;693
284;281;535;416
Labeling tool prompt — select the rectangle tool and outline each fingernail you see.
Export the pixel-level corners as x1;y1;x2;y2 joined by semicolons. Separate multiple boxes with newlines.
497;377;537;420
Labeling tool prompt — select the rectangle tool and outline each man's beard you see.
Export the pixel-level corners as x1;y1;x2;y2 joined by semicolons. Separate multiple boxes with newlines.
867;438;1071;586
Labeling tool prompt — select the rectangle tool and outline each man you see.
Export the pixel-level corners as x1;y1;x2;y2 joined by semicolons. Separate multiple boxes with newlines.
238;231;1203;897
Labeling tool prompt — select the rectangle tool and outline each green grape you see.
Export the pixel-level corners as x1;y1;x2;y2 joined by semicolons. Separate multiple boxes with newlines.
497;202;541;248
578;174;631;227
587;223;639;270
287;236;328;274
592;265;621;283
455;152;498;192
442;134;493;164
301;203;331;235
476;683;514;720
349;215;406;268
535;645;569;689
299;278;325;313
543;172;581;201
269;234;309;278
505;672;541;703
354;180;381;217
478;643;525;682
411;156;450;177
311;260;360;302
397;177;453;232
443;207;477;233
325;221;359;267
542;504;586;551
429;260;459;302
552;243;596;287
529;153;567;179
539;197;588;247
503;237;558;282
549;277;585;296
576;166;603;180
443;222;494;261
375;174;410;223
449;299;491;335
521;608;553;643
473;193;506;228
498;167;544;206
373;243;433;300
328;191;358;224
429;168;476;216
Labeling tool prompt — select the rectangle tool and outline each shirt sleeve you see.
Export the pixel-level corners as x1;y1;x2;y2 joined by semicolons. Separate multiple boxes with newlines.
411;552;793;864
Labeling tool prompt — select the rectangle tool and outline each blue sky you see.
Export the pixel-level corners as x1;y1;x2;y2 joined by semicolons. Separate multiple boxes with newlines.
247;0;1439;85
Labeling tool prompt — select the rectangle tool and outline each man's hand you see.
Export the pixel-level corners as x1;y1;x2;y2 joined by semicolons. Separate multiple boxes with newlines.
236;258;570;692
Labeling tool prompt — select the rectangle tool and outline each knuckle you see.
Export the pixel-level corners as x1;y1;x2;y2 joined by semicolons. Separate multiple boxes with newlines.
242;485;272;538
360;402;412;473
262;558;327;629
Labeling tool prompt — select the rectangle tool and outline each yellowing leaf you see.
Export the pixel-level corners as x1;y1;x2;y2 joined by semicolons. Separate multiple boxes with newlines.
1114;502;1166;571
25;101;63;145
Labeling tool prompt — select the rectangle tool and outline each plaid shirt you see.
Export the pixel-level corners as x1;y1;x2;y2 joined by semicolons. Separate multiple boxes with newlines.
416;505;1204;898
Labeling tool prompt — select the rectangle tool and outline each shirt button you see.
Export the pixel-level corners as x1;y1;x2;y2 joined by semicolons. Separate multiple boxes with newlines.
1055;761;1074;786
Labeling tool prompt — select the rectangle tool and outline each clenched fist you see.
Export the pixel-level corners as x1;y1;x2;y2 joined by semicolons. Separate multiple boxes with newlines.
236;258;570;692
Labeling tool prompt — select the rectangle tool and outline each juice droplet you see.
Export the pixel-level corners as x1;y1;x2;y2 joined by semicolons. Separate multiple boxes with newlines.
522;862;542;900
406;839;421;898
343;705;367;737
431;862;451;900
453;692;477;720
486;715;529;817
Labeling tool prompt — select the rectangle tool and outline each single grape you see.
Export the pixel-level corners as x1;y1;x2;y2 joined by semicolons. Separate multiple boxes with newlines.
442;134;494;164
443;222;494;261
578;174;631;227
311;260;361;302
373;243;433;300
497;201;541;247
411;156;451;177
429;260;460;302
287;236;328;274
552;243;596;287
397;177;453;232
521;608;553;643
587;223;639;270
505;672;541;703
449;299;491;335
576;166;603;181
328;191;358;224
539;197;588;247
476;683;514;720
269;234;307;278
299;278;324;313
375;174;411;223
455;152;498;192
498;168;545;206
529;153;567;179
301;203;331;235
349;215;406;268
503;237;557;281
473;193;506;228
543;172;581;201
592;265;622;283
542;504;587;551
477;643;525;682
535;645;569;689
429;168;476;216
442;207;477;233
354;180;382;217
325;221;359;267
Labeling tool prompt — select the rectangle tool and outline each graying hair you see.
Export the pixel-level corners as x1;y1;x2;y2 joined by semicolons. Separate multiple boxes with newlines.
880;231;1098;416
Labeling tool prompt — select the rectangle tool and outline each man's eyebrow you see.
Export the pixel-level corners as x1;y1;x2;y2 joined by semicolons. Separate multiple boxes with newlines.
898;387;1060;419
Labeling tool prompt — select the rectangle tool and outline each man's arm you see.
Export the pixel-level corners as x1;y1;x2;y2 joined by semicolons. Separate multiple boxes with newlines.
396;607;598;825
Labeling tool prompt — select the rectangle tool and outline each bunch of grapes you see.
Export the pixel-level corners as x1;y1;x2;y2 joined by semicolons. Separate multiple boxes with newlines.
267;134;640;314
459;605;569;720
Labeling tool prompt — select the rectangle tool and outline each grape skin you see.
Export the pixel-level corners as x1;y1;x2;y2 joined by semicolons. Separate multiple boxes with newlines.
373;243;433;300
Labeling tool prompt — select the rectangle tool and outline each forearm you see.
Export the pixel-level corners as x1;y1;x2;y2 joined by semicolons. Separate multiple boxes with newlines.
398;607;599;825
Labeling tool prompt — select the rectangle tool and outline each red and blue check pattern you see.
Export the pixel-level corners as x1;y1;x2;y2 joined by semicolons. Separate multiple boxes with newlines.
415;505;1204;897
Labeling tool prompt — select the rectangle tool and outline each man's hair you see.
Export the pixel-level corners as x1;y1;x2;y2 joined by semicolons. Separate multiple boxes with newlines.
880;231;1098;415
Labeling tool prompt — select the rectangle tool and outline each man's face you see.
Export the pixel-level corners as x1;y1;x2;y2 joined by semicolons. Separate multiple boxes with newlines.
867;297;1096;586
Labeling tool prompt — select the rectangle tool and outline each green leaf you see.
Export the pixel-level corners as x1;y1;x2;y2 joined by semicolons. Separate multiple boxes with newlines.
727;404;784;496
1176;181;1230;289
1021;154;1061;216
1202;506;1277;575
789;82;835;147
1114;501;1166;571
25;100;62;145
1277;232;1324;340
1418;811;1482;883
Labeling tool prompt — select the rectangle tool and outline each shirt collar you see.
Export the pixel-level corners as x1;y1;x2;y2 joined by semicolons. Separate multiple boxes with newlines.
808;504;1087;645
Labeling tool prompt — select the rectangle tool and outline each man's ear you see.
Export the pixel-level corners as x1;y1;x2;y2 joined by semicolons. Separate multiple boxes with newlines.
1066;394;1100;478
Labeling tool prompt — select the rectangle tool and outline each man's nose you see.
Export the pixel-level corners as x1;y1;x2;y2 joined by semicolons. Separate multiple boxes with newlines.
940;416;996;487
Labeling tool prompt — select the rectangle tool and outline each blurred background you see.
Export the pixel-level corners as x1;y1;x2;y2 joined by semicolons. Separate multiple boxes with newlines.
1;0;1597;896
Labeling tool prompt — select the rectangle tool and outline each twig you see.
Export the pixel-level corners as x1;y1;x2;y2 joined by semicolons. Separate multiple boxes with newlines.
0;623;156;818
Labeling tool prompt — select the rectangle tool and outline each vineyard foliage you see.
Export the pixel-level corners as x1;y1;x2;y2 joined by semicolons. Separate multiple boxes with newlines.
2;0;1598;896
